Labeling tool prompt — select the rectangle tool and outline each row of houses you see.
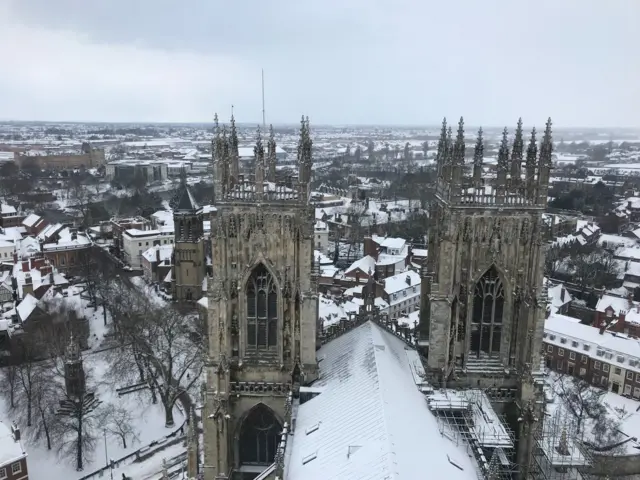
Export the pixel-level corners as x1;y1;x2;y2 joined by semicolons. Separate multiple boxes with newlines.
544;313;640;398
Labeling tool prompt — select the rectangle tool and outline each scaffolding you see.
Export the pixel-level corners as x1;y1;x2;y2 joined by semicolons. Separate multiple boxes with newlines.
531;406;592;480
427;389;517;479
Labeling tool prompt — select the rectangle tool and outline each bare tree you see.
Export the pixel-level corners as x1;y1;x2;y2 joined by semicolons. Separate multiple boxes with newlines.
105;282;203;426
100;404;140;449
52;359;103;471
0;364;19;409
569;248;619;292
545;244;563;278
30;363;61;451
553;374;606;434
15;339;41;427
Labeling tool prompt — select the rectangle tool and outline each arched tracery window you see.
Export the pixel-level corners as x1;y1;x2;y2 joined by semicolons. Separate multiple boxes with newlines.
470;266;504;358
246;264;278;349
239;404;281;465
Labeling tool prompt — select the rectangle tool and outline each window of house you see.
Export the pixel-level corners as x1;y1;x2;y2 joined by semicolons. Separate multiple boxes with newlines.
547;345;553;353
393;293;397;300
581;355;587;364
635;388;640;398
560;338;567;344
625;384;632;395
572;341;578;348
543;333;547;338
138;242;142;247
606;353;613;360
569;352;576;360
557;360;563;370
636;373;640;383
583;345;590;351
403;290;407;297
627;371;634;380
618;356;625;363
413;286;417;293
549;335;556;340
0;467;6;480
601;377;608;386
593;375;599;384
606;309;613;317
603;364;610;373
594;361;601;370
558;348;564;357
615;367;622;375
579;368;586;376
11;463;20;475
597;350;604;357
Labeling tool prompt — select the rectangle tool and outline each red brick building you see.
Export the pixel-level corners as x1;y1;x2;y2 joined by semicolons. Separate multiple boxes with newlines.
544;313;640;398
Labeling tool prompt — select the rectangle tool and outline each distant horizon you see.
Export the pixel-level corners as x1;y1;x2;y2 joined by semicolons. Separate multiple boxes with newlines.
2;118;640;134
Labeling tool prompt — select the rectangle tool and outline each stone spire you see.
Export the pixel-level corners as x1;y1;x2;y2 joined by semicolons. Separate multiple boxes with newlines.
219;126;230;197
229;114;239;184
510;118;524;189
297;116;313;188
451;117;465;198
254;126;265;199
537;118;553;205
435;118;448;179
525;127;538;201
496;127;510;199
473;127;484;187
212;113;223;202
267;124;277;182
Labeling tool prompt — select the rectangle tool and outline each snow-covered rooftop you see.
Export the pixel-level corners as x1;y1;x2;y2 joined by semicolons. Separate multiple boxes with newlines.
0;420;25;468
286;321;479;479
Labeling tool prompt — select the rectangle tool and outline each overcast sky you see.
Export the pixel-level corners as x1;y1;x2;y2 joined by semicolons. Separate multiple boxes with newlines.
0;0;638;128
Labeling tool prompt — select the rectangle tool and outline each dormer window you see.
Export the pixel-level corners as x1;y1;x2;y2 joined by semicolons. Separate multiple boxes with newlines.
560;338;567;344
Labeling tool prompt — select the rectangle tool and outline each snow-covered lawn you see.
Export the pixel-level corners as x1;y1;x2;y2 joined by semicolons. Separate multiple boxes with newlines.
0;349;186;480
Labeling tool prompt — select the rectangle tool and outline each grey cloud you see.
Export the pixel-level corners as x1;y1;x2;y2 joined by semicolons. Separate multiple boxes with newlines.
2;0;640;127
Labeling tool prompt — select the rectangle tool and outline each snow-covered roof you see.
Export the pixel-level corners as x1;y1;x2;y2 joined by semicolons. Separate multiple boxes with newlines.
16;293;39;321
318;294;360;328
371;234;407;250
595;294;634;314
142;244;173;263
22;213;41;228
545;314;640;371
344;255;376;276
285;321;479;480
0;421;25;468
383;271;420;295
0;203;17;215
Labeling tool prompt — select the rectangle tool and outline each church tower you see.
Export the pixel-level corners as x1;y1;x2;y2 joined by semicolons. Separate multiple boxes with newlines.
64;333;86;398
419;117;553;477
171;171;205;302
203;116;319;479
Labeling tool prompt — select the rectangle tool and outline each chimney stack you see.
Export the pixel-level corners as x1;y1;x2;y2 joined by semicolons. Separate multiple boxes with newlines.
11;423;20;442
599;321;606;335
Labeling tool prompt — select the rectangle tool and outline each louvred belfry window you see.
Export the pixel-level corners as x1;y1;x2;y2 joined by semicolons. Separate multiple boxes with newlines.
246;264;278;349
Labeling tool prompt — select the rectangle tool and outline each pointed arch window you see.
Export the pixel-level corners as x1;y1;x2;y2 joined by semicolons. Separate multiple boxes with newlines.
470;266;504;358
246;264;278;349
239;404;280;465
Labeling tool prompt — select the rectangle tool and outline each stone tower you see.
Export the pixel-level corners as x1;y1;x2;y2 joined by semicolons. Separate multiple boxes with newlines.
419;117;553;477
64;333;86;398
171;172;205;302
203;116;319;480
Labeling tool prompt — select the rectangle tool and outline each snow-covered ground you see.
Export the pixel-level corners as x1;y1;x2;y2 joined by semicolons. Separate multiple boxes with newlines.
0;349;186;480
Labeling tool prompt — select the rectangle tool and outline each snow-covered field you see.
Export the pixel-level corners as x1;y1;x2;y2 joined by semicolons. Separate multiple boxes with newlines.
0;349;186;480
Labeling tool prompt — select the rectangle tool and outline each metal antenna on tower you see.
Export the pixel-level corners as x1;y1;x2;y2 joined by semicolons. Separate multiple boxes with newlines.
262;68;266;128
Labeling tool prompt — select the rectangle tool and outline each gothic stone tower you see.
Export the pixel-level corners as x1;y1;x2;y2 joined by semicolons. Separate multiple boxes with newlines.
203;117;319;480
171;177;205;302
419;117;553;478
64;334;86;398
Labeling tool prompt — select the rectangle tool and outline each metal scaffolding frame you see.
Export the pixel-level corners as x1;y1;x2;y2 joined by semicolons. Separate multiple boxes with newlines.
531;406;592;480
428;389;517;479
